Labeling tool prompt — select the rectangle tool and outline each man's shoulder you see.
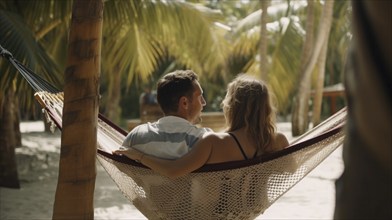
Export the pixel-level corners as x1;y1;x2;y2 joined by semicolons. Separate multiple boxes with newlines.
131;121;158;131
157;116;212;132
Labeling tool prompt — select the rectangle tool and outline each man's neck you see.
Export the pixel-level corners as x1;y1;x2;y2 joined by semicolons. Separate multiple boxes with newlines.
165;113;192;124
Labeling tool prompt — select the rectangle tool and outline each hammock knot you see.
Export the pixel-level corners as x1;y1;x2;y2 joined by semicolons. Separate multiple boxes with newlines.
0;44;13;59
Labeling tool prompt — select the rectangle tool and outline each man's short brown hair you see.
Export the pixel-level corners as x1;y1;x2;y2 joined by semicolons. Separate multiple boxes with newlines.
157;70;198;114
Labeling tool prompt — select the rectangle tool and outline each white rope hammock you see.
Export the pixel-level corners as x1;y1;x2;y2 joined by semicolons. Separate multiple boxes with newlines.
1;47;346;219
35;91;346;220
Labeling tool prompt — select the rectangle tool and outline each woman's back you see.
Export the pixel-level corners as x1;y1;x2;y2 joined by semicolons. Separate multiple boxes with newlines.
204;129;288;164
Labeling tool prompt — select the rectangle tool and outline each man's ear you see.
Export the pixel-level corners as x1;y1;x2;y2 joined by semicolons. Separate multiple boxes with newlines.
179;96;189;110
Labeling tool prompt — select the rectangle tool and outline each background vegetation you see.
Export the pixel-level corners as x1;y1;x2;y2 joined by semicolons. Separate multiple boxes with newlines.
1;0;351;127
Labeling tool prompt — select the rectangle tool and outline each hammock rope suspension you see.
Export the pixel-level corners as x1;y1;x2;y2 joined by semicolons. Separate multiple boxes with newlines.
1;44;60;93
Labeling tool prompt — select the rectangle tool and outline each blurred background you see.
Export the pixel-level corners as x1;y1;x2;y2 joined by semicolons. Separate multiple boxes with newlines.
0;0;350;131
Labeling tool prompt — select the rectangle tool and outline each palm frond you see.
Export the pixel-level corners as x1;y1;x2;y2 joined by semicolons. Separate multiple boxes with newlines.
102;0;228;85
0;9;62;109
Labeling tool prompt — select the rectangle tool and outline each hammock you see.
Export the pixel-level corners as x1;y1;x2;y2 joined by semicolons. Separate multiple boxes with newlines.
1;45;346;220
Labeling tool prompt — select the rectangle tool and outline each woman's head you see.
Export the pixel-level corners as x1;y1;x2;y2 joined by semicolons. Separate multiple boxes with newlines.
221;74;276;154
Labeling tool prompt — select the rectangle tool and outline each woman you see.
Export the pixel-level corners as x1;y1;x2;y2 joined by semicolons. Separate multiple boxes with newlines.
114;74;289;178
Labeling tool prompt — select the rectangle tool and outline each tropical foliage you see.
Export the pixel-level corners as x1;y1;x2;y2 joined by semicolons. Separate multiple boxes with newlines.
0;0;352;139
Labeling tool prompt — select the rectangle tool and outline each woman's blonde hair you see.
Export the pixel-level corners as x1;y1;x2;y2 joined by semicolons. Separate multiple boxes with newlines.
221;74;276;155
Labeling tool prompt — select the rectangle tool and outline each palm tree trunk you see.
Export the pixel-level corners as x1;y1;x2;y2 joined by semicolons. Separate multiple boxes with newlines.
292;0;334;135
13;98;22;147
0;90;20;188
259;0;270;79
301;0;315;69
291;0;315;136
52;0;103;219
104;65;122;123
312;41;329;126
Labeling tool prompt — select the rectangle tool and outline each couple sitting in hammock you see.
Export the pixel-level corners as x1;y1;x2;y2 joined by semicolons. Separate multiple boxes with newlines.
114;70;289;178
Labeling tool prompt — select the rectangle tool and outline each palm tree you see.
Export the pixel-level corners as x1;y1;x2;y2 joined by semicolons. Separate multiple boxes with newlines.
100;0;228;123
0;88;20;188
1;0;229;122
291;0;335;136
259;0;270;79
0;1;63;188
0;0;229;188
52;0;103;218
226;1;307;114
312;41;328;126
290;0;316;135
217;0;352;126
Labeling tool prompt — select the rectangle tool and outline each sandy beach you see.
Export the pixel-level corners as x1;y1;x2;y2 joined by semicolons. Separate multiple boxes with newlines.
0;121;343;220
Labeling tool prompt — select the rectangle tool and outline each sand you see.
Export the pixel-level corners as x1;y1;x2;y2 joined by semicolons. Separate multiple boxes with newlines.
0;121;343;220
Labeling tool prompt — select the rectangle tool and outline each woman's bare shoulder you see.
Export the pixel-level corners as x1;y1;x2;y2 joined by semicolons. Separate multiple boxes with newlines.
202;132;229;139
274;132;290;150
199;132;223;143
199;132;232;146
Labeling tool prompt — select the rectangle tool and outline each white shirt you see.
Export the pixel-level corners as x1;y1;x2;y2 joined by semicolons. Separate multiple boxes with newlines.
122;116;212;159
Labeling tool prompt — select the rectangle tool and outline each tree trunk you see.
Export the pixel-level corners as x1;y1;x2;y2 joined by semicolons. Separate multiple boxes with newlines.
291;0;315;136
259;0;270;79
301;0;315;71
13;98;22;147
312;0;334;126
52;0;103;219
104;65;122;123
292;0;334;135
312;40;329;126
0;90;20;188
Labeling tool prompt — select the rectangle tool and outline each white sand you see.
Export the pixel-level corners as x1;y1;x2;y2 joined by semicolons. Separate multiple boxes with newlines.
0;121;343;220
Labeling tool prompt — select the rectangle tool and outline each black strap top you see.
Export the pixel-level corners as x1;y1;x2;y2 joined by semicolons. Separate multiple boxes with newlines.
228;132;248;160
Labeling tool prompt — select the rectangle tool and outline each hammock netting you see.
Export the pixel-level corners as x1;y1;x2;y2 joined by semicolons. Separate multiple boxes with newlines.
2;46;346;220
34;91;345;220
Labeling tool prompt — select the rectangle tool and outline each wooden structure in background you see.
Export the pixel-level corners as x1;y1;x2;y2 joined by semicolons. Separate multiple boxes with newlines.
197;112;226;132
127;104;226;132
140;104;164;123
312;83;345;114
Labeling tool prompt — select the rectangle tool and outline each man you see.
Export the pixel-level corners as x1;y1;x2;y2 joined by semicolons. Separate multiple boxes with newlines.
121;70;212;159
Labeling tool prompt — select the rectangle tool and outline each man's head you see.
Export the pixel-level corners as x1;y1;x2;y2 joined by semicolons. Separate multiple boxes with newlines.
157;70;206;124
